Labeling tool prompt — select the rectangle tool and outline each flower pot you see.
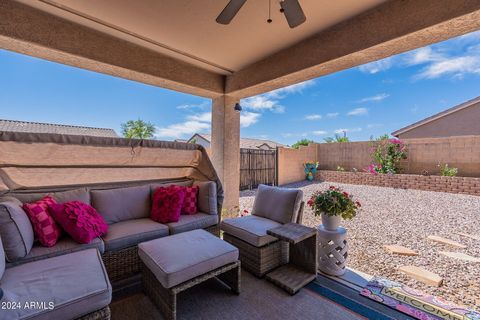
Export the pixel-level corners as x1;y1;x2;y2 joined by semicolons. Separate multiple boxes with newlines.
321;213;341;231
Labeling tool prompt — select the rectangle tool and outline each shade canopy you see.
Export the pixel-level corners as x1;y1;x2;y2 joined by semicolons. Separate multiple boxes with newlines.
0;132;223;206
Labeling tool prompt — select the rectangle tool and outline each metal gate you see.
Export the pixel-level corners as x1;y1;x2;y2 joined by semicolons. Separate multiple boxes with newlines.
239;148;278;190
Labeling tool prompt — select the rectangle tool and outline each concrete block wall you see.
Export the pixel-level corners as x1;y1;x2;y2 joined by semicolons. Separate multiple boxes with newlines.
316;170;480;196
316;135;480;177
277;144;317;185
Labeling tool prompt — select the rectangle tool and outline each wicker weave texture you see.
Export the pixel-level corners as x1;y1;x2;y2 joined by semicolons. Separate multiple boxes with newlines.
102;225;220;284
77;306;111;320
223;233;288;277
142;261;240;320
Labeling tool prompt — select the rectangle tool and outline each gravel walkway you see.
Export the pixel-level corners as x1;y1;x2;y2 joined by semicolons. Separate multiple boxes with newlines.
239;181;480;311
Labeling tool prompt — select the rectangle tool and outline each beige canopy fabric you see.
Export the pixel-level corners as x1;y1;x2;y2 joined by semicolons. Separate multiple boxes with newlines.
0;131;223;206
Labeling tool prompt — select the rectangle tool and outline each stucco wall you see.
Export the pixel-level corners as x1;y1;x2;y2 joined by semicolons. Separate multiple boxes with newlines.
316;136;480;177
277;144;317;185
397;102;480;139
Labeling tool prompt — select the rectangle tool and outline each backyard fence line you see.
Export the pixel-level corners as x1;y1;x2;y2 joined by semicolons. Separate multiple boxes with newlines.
315;170;480;197
276;135;480;185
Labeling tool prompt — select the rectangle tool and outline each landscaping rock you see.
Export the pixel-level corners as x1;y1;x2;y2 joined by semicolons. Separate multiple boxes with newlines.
383;245;418;256
427;235;467;249
440;252;480;263
398;266;443;287
456;232;480;241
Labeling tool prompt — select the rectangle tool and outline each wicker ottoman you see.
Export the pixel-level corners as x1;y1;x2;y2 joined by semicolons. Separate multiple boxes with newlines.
138;229;240;320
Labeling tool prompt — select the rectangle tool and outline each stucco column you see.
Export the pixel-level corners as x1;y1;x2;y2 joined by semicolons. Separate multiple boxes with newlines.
211;95;240;212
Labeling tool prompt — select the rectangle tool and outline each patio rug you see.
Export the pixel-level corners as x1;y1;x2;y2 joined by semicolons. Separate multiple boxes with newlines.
111;270;365;320
360;277;480;320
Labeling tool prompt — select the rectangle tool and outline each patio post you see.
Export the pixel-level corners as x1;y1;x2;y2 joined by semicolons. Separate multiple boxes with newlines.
211;95;240;211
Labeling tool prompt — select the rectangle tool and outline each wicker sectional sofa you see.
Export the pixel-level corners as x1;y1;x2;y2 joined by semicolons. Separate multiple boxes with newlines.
0;178;220;320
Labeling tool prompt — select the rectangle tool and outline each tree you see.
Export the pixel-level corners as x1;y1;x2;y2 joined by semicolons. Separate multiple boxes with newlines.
291;139;314;149
323;133;349;143
121;119;156;139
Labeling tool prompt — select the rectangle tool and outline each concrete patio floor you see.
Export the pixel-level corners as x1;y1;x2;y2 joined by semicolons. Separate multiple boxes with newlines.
110;270;364;320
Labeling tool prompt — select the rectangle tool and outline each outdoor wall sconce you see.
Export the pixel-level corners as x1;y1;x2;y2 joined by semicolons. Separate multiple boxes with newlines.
234;103;242;112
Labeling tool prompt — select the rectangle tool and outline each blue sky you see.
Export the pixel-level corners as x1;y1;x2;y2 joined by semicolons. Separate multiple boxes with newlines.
0;30;479;145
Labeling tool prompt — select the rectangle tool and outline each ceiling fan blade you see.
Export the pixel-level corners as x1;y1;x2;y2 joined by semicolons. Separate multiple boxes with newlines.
280;0;306;28
216;0;247;25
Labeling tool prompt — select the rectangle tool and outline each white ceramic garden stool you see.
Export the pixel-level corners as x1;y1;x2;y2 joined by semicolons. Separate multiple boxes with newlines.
317;225;348;276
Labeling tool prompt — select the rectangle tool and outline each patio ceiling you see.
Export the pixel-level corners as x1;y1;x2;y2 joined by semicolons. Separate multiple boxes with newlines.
2;0;480;98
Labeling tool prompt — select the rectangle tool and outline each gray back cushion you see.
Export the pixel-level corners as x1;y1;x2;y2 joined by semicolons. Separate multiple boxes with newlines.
0;236;5;279
0;197;34;262
91;185;151;225
252;184;303;224
11;188;90;205
193;181;217;215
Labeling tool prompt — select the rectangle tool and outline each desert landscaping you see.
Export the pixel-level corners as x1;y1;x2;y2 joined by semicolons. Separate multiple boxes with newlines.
240;181;480;311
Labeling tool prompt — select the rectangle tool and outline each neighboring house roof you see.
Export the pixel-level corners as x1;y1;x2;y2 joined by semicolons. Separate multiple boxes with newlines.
392;96;480;137
0;119;119;137
174;139;188;143
189;133;285;149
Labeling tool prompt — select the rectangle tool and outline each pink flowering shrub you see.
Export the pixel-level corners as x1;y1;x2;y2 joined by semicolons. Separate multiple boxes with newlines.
365;137;407;175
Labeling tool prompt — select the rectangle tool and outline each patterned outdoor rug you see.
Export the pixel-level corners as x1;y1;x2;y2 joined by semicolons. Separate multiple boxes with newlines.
361;277;480;320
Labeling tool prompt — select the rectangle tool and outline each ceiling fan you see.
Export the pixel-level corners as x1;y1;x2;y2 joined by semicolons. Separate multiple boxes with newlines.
216;0;306;29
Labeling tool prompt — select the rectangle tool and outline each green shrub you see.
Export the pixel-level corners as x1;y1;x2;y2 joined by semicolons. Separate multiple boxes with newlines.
438;164;458;177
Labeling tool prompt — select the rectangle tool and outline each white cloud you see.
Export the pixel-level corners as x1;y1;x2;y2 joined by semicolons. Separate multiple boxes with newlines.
305;114;322;120
156;121;210;139
267;80;315;98
347;107;368;116
416;56;480;79
176;101;208;110
241;95;285;113
240;112;261;127
405;47;444;65
358;57;393;74
312;130;328;135
334;128;362;134
358;93;390;103
241;79;315;114
186;112;211;122
325;112;339;118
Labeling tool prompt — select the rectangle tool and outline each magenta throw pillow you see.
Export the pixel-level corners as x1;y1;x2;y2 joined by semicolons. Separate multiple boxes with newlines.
49;201;108;244
23;196;62;247
151;186;186;223
171;185;199;215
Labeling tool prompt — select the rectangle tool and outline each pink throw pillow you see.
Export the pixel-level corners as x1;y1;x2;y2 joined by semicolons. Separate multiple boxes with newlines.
49;201;108;244
151;186;186;223
171;185;199;215
23;196;62;247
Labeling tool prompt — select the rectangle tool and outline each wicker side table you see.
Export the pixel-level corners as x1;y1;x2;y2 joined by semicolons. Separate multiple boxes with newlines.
317;225;348;276
266;223;317;295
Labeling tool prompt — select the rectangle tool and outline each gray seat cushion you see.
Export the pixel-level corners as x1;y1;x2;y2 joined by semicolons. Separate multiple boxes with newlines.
138;229;238;288
91;185;151;224
10;188;91;205
221;215;281;247
102;218;169;251
167;213;218;234
6;237;105;268
252;184;303;224
1;249;111;320
0;197;34;262
193;181;217;215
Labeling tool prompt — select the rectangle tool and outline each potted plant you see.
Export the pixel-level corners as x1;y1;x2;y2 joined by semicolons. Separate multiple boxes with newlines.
307;186;360;230
303;161;319;181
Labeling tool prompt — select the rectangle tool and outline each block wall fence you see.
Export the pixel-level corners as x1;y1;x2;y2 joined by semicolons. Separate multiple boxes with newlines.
276;135;480;187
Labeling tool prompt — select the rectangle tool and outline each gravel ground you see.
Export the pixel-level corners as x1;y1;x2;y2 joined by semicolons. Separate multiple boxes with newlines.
239;181;480;310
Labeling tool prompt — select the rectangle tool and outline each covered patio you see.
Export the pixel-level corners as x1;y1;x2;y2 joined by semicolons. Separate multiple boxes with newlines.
2;0;480;209
1;1;480;319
